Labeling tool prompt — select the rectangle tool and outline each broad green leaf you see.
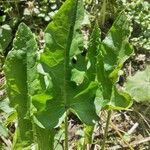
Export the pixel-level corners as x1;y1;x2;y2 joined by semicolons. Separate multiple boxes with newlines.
97;12;133;110
35;0;99;128
71;82;98;125
4;23;55;149
125;66;150;103
4;23;37;149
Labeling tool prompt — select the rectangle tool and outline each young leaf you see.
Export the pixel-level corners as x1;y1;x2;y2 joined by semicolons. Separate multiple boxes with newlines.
34;0;99;128
125;66;150;103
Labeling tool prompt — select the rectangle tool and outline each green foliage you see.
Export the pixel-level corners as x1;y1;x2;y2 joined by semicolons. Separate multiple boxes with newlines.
34;0;99;129
0;24;12;54
117;0;150;50
4;23;37;149
125;66;150;103
96;12;133;110
3;0;135;149
4;22;55;150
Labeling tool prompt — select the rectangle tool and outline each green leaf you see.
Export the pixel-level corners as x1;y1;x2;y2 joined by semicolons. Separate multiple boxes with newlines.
4;23;37;149
71;82;98;125
101;11;133;83
35;125;56;150
35;0;99;128
108;87;133;110
0;24;12;54
87;22;101;81
71;68;86;85
94;88;109;113
125;66;150;103
4;23;55;149
97;12;133;110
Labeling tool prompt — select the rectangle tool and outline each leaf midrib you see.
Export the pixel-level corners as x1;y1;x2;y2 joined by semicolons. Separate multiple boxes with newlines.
63;0;78;108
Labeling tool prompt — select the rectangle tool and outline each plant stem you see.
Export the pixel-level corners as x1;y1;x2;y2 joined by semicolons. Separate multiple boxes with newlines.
99;0;107;26
65;112;68;150
101;110;112;150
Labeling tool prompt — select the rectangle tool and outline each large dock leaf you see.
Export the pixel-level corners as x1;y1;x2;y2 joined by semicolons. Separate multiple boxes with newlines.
34;0;99;128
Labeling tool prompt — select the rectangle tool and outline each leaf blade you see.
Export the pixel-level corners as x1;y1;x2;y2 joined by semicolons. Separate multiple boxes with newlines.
125;66;150;103
35;0;99;128
4;23;38;149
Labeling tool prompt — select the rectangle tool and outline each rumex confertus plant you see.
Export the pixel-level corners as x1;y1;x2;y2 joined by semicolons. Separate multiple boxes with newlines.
4;0;135;149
